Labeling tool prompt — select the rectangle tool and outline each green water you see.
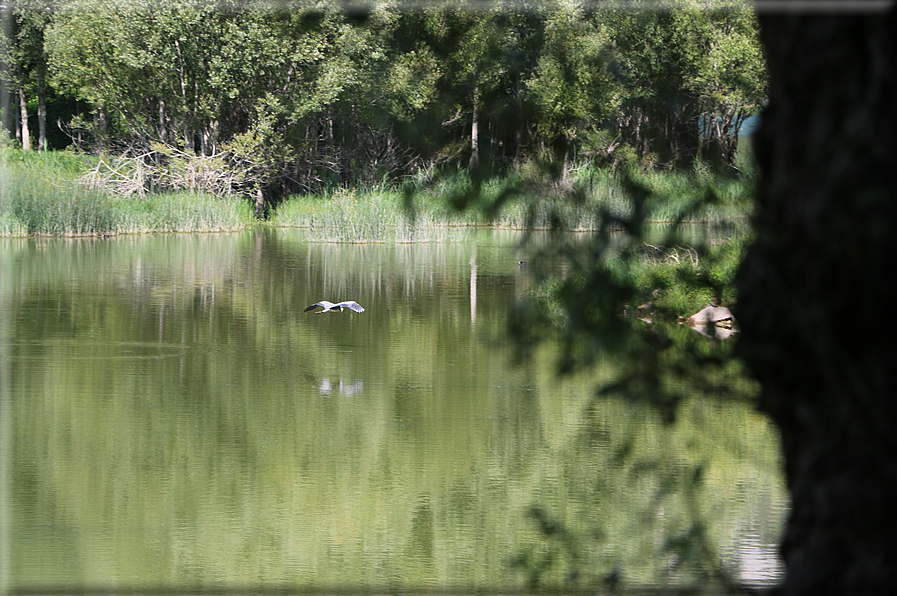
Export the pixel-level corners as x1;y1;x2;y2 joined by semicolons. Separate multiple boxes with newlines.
0;228;785;593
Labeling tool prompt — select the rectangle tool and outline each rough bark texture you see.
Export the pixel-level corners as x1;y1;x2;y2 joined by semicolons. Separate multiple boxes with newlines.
18;87;30;151
735;9;897;594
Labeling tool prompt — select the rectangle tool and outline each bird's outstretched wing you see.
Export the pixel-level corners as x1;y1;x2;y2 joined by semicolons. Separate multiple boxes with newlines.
337;301;365;313
304;300;364;313
304;301;333;312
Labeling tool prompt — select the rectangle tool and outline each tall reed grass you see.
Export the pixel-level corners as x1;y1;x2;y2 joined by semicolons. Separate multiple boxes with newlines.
408;158;754;231
1;149;254;236
270;187;468;243
3;147;755;239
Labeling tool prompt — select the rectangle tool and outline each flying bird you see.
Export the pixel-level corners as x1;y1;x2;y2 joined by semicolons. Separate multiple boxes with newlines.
304;300;366;314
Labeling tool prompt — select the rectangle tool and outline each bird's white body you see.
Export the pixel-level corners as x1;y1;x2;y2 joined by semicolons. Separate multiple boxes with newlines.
304;300;365;313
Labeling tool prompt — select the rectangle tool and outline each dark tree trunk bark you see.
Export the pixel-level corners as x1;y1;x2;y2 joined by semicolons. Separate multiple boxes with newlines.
736;7;897;594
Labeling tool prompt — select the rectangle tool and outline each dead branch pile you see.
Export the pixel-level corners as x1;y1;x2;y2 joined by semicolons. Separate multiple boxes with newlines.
638;243;701;267
79;144;237;198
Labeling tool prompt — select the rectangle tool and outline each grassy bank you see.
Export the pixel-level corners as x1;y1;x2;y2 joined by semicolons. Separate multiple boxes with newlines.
269;187;469;243
2;148;754;239
425;160;754;229
1;149;255;236
272;162;755;241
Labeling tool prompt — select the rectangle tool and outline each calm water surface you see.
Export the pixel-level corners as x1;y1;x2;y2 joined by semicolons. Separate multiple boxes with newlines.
0;228;785;593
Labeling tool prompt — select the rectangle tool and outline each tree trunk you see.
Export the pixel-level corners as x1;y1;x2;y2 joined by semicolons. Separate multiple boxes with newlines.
18;88;30;151
254;187;266;219
469;84;479;170
735;8;896;594
37;71;46;151
158;99;167;144
559;134;571;186
0;6;10;139
201;121;218;156
96;107;109;151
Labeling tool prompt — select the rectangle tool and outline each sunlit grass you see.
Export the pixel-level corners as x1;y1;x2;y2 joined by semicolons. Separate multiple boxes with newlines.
630;162;756;225
0;211;28;236
623;231;751;314
114;191;256;234
3;147;755;238
401;159;755;231
271;187;469;243
2;165;122;236
1;149;254;236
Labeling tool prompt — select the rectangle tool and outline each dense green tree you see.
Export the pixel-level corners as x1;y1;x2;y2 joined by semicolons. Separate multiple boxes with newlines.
431;5;507;170
525;1;617;182
7;1;765;195
1;0;55;150
602;0;764;168
378;4;511;171
689;4;766;166
45;0;266;150
44;0;150;146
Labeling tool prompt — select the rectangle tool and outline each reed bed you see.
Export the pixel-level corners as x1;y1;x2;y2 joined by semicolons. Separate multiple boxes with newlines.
270;187;469;243
3;147;754;239
410;162;754;231
113;191;256;234
1;150;254;236
2;153;121;236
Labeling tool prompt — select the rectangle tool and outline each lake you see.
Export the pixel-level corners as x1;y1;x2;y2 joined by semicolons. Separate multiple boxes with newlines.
0;228;785;593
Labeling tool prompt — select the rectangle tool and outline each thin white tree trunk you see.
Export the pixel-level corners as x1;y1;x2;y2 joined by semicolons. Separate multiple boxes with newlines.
469;85;479;169
18;89;30;151
37;74;46;151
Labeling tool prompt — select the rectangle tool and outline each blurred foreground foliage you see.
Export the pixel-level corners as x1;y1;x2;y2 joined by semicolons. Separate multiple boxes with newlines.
475;163;761;590
450;161;757;419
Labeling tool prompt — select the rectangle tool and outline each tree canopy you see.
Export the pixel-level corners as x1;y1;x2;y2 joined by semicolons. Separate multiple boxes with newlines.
2;0;766;199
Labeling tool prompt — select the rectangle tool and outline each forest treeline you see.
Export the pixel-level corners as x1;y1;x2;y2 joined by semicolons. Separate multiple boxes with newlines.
2;0;765;205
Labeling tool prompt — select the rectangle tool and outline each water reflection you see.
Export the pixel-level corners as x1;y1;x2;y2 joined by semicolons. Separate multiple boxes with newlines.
319;377;364;397
0;230;785;593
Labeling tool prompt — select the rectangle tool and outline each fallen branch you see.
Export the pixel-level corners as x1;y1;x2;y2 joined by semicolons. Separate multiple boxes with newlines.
79;144;235;197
